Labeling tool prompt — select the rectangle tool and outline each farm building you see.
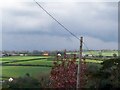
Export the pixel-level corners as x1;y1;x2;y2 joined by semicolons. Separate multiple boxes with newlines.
43;52;49;56
19;54;28;56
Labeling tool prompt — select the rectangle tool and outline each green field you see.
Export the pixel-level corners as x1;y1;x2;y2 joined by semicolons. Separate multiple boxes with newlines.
6;59;53;66
1;56;54;80
1;56;52;62
67;50;118;56
83;51;118;56
1;51;116;80
85;59;102;63
2;66;51;79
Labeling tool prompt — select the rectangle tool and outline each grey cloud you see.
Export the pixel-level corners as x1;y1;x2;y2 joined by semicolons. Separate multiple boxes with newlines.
2;2;118;50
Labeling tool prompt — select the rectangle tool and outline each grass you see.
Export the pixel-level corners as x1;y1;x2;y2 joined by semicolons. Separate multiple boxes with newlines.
85;59;103;63
7;59;53;66
67;51;118;56
83;51;118;56
1;56;52;61
1;56;53;80
76;59;103;64
0;55;107;80
1;56;54;65
2;66;51;80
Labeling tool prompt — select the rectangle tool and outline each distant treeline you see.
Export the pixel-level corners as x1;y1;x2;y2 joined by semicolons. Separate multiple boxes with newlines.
0;50;119;57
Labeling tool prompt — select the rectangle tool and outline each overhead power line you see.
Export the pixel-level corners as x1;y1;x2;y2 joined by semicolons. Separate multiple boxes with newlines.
34;0;93;55
34;0;80;40
83;42;94;55
34;1;95;88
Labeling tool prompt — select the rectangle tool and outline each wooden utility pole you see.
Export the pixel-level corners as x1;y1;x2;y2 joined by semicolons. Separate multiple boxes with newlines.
76;37;83;89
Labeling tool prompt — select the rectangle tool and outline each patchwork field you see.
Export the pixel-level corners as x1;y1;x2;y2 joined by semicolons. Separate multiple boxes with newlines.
0;50;118;81
1;56;53;80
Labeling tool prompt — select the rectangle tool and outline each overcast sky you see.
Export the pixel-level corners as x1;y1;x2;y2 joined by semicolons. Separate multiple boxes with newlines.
0;0;119;51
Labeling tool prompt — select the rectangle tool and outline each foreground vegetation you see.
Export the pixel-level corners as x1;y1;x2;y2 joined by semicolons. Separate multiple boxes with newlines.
2;57;120;89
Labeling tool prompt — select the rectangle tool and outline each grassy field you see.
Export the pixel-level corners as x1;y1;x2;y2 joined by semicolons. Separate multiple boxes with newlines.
7;59;53;66
1;50;116;80
1;56;52;61
67;50;118;56
2;66;51;79
83;50;118;56
85;59;102;63
1;56;53;80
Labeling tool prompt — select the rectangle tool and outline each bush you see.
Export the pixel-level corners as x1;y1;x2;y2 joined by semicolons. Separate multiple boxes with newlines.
2;74;41;89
